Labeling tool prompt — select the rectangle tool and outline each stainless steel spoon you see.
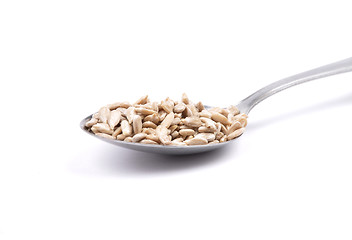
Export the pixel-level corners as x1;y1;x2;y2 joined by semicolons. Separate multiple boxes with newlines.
80;57;352;155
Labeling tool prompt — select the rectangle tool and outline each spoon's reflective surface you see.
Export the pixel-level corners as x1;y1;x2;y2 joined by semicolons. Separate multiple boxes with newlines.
81;57;352;155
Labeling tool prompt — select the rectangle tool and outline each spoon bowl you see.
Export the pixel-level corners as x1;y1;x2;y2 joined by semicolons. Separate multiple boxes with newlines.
81;57;352;155
80;107;233;155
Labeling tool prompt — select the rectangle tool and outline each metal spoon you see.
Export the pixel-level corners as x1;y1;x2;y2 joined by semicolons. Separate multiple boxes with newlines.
80;57;352;155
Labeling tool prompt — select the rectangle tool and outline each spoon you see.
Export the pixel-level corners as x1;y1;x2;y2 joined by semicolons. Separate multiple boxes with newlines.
80;57;352;155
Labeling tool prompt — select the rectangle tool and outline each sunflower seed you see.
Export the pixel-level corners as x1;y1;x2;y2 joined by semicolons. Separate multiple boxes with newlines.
171;130;179;139
95;133;116;139
132;115;143;134
185;135;194;140
132;133;147;142
200;117;217;130
146;134;160;143
170;141;187;146
160;99;174;113
183;116;202;128
179;129;195;137
173;137;184;142
98;107;110;124
232;113;248;127
124;137;133;142
210;111;230;126
91;123;113;134
125;107;136;123
144;113;160;124
227;121;242;135
142;121;157;129
199;110;212;118
227;127;245;140
85;117;98;128
182;105;193;117
195;133;215;142
219;135;227;142
134;95;149;105
156;126;171;145
219;123;228;135
107;101;131;110
93;112;100;119
151;102;159;112
181;93;190;104
158;110;167;121
171;117;181;125
216;131;224;140
185;137;207;145
121;120;132;136
196;101;205;112
169;125;178;133
208;140;220;144
209;107;229;116
174;102;186;113
134;107;157;115
198;126;216;133
140;139;158;145
142;128;156;135
187;104;199;116
112;126;122;138
228;105;240;115
116;134;126;141
108;110;121;130
160;112;174;128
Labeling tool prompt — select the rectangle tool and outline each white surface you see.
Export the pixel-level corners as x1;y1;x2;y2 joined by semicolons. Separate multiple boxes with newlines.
1;1;352;239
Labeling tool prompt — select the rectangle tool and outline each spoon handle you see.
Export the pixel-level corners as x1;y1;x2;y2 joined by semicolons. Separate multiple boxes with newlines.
237;57;352;114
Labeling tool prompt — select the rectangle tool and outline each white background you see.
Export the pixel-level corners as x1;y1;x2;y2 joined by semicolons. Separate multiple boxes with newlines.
1;1;352;239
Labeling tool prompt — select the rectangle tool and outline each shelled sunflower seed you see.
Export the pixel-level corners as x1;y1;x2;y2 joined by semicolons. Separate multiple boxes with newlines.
85;94;247;146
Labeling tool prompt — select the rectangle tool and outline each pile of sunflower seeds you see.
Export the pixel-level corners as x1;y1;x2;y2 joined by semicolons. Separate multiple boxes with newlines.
85;93;247;146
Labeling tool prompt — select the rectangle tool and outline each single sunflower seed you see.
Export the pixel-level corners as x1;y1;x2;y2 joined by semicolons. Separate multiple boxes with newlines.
134;107;157;115
140;139;158;145
179;129;195;137
160;100;174;113
98;107;110;124
174;102;186;113
125;107;136;123
132;115;143;134
156;126;171;145
121;120;132;136
146;134;160;143
134;95;149;105
95;133;116;140
85;117;98;128
227;121;242;135
108;110;121;130
144;113;160;124
183;116;202;128
181;93;190;104
227;127;245;140
107;101;131;110
91;123;113;134
132;133;147;142
112;126;122;138
160;112;174;128
210;111;230;126
142;121;157;129
185;137;207;145
195;133;215;142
